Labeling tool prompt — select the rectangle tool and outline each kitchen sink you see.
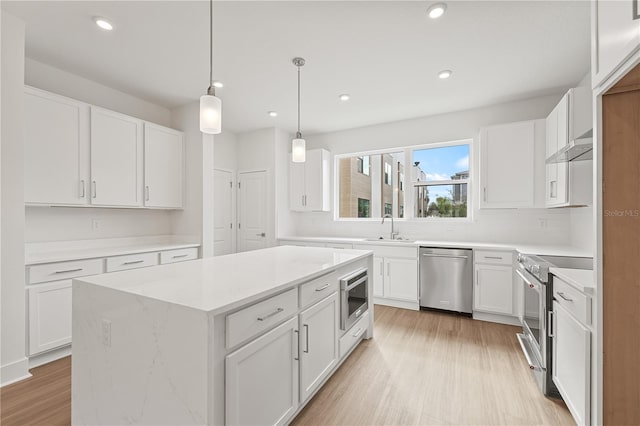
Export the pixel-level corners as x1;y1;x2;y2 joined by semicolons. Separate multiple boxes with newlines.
364;237;416;243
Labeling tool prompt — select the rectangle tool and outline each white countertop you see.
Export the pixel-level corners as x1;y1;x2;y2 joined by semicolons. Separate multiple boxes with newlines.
25;236;200;265
550;267;596;294
75;246;372;314
279;236;593;258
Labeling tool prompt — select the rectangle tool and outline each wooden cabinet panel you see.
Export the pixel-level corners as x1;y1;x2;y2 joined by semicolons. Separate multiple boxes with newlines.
299;293;339;403
90;107;143;207
24;87;90;205
225;317;299;426
144;123;183;208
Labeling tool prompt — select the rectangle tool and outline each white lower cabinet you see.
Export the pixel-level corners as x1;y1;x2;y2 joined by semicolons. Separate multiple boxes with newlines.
299;293;339;402
225;317;300;426
384;257;418;301
552;300;591;426
28;280;73;355
474;264;513;315
372;256;385;297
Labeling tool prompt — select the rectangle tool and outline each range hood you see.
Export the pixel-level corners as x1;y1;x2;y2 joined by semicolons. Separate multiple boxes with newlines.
546;130;593;164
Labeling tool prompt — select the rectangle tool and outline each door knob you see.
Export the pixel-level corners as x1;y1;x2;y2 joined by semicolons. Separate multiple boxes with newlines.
256;233;266;237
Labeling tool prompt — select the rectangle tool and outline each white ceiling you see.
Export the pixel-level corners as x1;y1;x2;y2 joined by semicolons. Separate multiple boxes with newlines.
2;1;591;135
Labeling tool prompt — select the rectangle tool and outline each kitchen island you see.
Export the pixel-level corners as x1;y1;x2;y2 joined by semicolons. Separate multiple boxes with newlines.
72;246;373;425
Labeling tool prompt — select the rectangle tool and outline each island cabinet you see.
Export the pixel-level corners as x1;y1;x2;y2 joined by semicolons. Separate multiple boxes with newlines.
71;247;373;426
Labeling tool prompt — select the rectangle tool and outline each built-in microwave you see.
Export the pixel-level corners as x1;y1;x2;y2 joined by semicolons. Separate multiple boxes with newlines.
339;268;368;331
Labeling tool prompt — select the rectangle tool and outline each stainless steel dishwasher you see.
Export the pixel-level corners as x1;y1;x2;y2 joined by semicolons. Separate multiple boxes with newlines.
419;247;473;314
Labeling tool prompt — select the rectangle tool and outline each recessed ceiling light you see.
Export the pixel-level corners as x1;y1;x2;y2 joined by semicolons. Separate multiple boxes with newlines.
213;81;224;88
339;94;350;101
438;70;452;79
427;3;447;19
268;111;278;117
93;17;113;31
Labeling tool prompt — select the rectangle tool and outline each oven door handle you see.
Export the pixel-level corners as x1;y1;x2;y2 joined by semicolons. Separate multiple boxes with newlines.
341;275;367;291
516;269;538;290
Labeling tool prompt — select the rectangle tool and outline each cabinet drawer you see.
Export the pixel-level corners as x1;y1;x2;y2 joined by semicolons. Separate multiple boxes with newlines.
28;258;103;284
339;311;369;359
106;252;158;272
300;271;339;308
226;288;298;349
553;277;591;325
160;247;198;264
475;250;513;265
352;244;417;259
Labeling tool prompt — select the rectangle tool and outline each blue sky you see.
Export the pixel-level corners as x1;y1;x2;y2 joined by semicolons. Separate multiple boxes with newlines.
413;145;469;200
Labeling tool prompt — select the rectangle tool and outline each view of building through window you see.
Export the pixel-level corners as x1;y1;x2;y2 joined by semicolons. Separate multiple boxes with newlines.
413;144;469;218
338;152;405;218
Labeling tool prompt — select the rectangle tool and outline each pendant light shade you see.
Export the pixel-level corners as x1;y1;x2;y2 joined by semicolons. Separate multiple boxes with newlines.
292;136;306;163
200;93;222;134
200;0;222;135
292;57;306;163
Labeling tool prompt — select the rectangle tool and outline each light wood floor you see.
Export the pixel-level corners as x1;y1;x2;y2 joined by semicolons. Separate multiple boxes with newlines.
0;306;572;425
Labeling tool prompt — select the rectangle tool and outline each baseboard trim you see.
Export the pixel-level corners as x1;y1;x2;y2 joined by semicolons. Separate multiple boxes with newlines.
1;357;31;387
473;311;521;326
28;345;71;369
373;298;419;311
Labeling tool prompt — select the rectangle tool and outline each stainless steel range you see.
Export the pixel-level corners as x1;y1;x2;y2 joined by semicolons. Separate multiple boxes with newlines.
516;253;592;397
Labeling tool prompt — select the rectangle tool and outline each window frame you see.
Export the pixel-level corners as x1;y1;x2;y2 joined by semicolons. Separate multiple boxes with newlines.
333;139;473;222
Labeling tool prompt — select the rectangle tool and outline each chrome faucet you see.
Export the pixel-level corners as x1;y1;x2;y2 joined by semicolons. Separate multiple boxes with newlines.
382;214;399;240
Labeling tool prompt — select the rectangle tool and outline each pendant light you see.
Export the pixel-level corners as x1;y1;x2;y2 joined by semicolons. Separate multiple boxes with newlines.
292;57;306;163
199;0;222;134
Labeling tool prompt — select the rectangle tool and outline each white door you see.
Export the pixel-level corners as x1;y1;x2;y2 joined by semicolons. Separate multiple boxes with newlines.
479;121;535;208
28;280;72;355
474;264;513;315
552;301;591;426
237;171;268;252
144;123;183;208
299;293;339;403
372;256;385;297
225;317;299;426
214;169;234;256
90;107;143;207
24;88;90;205
384;258;418;302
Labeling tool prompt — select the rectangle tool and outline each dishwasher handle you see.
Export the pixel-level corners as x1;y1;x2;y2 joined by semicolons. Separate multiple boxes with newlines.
421;253;469;260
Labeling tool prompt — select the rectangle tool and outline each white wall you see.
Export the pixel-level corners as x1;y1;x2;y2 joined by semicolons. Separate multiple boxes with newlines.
292;93;576;245
1;12;30;386
214;130;237;171
274;128;295;238
23;58;175;242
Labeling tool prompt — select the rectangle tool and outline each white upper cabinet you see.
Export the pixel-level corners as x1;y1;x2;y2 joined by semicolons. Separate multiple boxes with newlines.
90;107;144;207
144;123;184;208
479;120;536;208
592;0;640;88
24;87;90;205
289;149;330;212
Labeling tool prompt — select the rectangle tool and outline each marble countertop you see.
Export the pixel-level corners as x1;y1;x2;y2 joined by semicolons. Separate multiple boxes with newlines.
278;236;592;258
25;236;200;265
74;246;372;314
550;267;596;295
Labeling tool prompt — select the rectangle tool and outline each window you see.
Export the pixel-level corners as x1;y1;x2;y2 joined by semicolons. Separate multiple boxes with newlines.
357;156;370;176
412;143;470;218
384;162;392;185
357;198;370;218
337;152;404;219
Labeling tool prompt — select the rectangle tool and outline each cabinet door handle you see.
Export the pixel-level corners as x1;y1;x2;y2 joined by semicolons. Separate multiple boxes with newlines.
123;260;145;265
92;181;97;198
145;186;150;202
557;292;573;302
172;254;188;259
315;284;330;292
547;311;554;338
301;195;305;207
303;324;309;353
550;180;557;198
54;268;83;274
294;329;299;361
386;263;390;276
257;307;284;321
352;327;364;338
476;270;479;286
79;180;85;198
483;187;487;202
484;256;503;260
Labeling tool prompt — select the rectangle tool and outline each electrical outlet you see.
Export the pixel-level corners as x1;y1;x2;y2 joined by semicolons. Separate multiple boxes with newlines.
101;319;112;347
538;218;548;229
91;219;102;232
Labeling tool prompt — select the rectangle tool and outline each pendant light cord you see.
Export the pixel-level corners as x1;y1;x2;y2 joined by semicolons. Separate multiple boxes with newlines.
297;64;301;136
208;0;214;94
